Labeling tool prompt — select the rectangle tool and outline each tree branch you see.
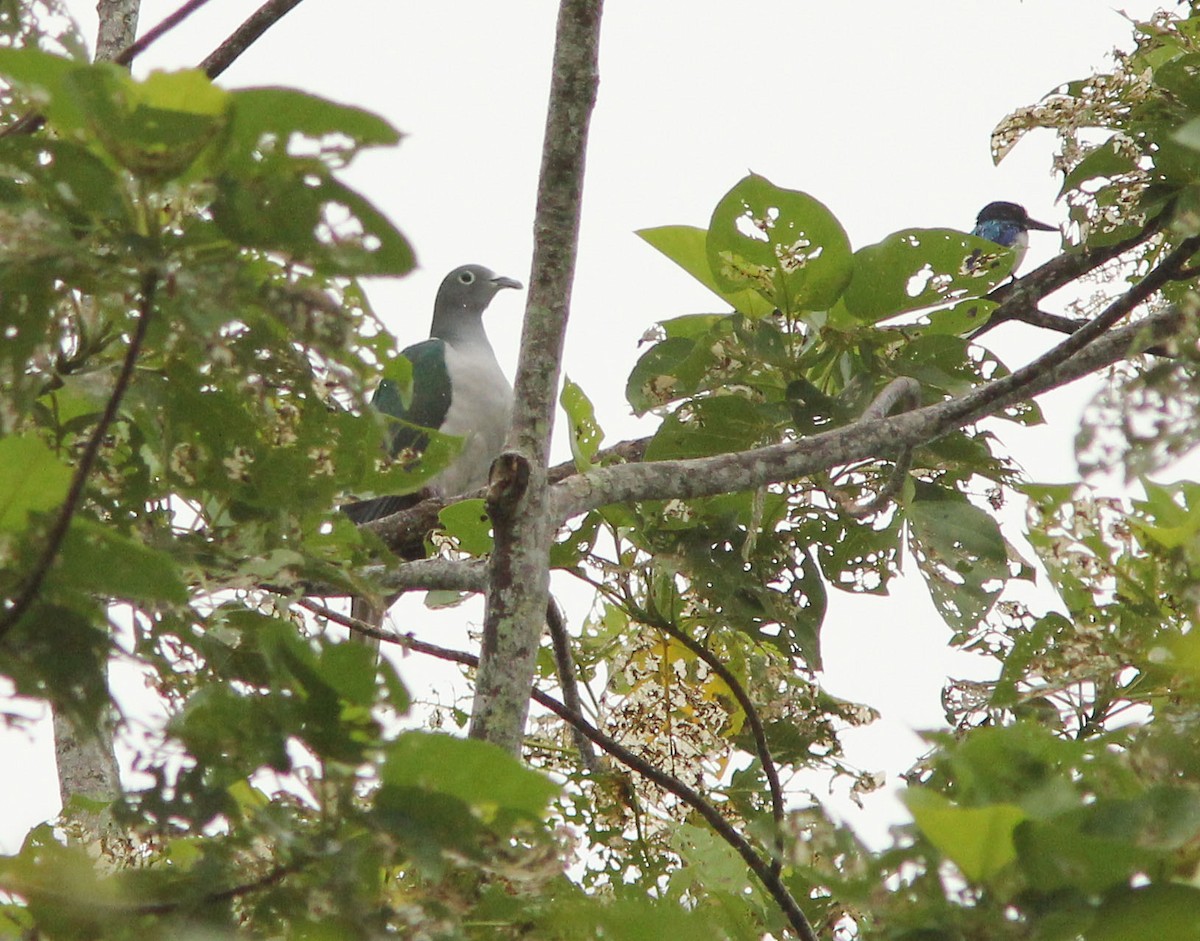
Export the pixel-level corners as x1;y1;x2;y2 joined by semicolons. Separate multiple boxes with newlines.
0;270;159;643
636;609;789;876
970;217;1163;338
111;0;214;66
361;438;647;560
549;290;1191;523
297;597;816;941
199;0;308;79
546;597;599;772
471;0;603;752
96;0;143;62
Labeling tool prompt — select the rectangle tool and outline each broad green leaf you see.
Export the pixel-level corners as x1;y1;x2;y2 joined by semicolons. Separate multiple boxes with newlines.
316;640;378;707
213;170;414;277
644;395;771;461
706;173;852;314
904;788;1026;881
381;731;558;821
1062;139;1140;193
64;65;229;182
625;336;704;415
55;518;188;605
1089;885;1200;941
907;492;1008;633
0;434;72;532
637;224;775;317
0;46;90;133
1015;812;1155;894
560;376;603;471
922;297;998;336
542;896;730;941
0;137;129;229
841;228;1014;323
380;353;415;410
224;86;401;170
437;499;493;555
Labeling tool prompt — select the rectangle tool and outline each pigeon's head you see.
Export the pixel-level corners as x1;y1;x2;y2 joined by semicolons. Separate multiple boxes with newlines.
436;264;523;317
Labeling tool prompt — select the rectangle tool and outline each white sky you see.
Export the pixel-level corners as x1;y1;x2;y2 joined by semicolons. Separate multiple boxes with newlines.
0;0;1176;852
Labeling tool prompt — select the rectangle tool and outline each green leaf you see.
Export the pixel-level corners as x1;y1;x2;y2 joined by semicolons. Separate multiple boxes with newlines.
841;228;1014;324
55;518;188;605
380;732;558;822
1062;139;1140;193
1089;885;1200;941
560;376;603;471
921;297;998;336
380;353;415;410
644;395;772;461
0;47;90;133
65;65;229;182
213;169;414;277
904;788;1026;881
436;499;493;555
0;434;72;533
626;336;703;415
705;173;852;314
1015;813;1153;894
637;225;775;317
542;896;730;941
224;86;401;169
316;641;378;707
907;491;1008;633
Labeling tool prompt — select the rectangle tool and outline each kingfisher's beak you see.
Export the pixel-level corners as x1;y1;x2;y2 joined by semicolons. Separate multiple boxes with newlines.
492;276;523;291
1025;217;1058;232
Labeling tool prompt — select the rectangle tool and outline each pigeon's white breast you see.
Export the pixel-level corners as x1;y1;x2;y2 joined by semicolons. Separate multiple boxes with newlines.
437;342;513;496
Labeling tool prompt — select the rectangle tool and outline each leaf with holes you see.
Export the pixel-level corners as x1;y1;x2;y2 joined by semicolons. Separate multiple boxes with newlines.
705;173;852;315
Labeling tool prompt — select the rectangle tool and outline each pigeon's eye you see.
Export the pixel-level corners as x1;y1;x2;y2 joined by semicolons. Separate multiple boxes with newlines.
458;271;475;284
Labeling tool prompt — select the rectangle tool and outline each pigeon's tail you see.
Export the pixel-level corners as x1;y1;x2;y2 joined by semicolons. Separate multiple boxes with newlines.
339;492;423;525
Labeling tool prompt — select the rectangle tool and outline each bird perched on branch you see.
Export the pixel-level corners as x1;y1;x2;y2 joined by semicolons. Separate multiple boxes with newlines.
342;264;522;525
342;263;521;649
971;200;1058;272
965;202;1059;340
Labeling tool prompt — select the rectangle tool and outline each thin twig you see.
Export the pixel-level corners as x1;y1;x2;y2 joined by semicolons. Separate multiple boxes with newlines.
546;597;600;772
638;609;790;877
112;0;216;66
830;376;919;517
200;0;307;79
970;218;1161;339
0;271;159;643
133;863;298;914
942;234;1200;426
295;597;816;941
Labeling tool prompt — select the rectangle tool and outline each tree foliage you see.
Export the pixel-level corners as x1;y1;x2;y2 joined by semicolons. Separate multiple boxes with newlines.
2;2;1200;939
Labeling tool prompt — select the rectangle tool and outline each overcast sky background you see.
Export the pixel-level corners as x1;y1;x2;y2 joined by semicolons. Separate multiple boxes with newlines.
0;0;1177;852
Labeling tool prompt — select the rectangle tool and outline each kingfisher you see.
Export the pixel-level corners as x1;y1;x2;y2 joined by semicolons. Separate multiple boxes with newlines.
971;200;1057;272
342;264;522;525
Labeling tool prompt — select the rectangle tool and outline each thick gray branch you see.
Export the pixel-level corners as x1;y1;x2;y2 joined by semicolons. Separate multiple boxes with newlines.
470;0;603;753
95;0;140;61
551;304;1186;521
373;557;487;595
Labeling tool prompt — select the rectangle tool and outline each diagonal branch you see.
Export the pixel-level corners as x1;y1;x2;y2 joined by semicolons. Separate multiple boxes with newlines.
199;0;308;79
970;216;1163;338
111;0;214;66
297;597;816;941
550;273;1193;523
470;0;603;752
0;270;159;643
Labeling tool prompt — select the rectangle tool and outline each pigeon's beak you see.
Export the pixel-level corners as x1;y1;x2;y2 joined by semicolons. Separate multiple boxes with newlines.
1025;217;1058;232
492;275;523;291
